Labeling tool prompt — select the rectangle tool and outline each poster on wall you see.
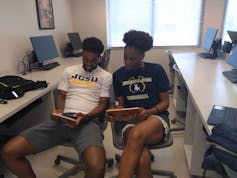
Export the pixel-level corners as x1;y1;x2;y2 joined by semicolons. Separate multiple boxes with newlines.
36;0;55;29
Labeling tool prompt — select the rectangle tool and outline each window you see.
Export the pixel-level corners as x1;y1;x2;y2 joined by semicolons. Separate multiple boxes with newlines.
107;0;203;47
222;0;237;42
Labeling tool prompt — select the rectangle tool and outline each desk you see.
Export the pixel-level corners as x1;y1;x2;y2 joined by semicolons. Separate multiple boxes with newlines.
172;52;237;177
0;57;81;135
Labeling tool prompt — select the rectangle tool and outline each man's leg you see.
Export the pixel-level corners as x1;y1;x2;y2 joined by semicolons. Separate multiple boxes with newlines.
118;116;164;178
72;121;106;178
82;146;106;178
0;135;36;178
1;120;67;178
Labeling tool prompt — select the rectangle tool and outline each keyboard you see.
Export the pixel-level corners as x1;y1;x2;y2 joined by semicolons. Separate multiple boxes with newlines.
42;62;60;70
225;108;237;127
198;52;216;59
207;105;237;128
223;70;237;83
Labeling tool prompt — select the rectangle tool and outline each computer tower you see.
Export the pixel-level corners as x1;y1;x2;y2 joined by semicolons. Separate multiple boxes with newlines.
173;70;187;116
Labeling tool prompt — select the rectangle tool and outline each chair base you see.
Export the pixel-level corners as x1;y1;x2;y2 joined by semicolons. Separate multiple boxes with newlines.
152;169;177;178
110;169;177;178
55;154;84;178
112;154;177;178
115;153;155;162
55;154;114;178
170;116;185;132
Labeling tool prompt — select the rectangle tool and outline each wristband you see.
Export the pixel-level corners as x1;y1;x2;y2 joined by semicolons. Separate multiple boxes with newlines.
83;114;90;120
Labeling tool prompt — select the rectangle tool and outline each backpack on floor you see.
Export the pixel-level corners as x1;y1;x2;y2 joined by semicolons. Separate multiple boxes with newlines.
0;75;47;100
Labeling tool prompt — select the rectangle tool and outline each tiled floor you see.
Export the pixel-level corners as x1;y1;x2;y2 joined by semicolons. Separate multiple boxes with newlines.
1;95;190;178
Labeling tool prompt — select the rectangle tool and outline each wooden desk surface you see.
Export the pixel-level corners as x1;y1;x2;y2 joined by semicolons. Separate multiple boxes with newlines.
172;52;237;133
0;57;81;123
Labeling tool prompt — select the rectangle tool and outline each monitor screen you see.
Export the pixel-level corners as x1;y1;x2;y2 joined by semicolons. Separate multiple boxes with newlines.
67;32;82;52
227;46;237;70
227;31;237;44
201;28;218;51
30;35;59;62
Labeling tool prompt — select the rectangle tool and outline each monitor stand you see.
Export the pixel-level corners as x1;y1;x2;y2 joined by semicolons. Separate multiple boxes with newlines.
72;50;82;57
63;43;82;58
28;61;44;71
198;42;218;59
210;41;218;58
29;61;59;71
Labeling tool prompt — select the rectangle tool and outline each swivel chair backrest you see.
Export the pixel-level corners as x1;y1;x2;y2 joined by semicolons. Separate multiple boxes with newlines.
111;122;173;150
109;121;176;178
98;48;111;70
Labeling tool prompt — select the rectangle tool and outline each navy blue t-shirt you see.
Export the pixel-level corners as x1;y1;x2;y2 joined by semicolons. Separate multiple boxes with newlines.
113;62;170;115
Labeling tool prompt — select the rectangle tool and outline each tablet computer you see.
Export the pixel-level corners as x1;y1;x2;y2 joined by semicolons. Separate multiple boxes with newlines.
52;113;77;122
106;107;140;121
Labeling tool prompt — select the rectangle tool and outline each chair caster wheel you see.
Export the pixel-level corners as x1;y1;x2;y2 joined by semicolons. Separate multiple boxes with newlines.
115;154;121;162
150;153;155;161
171;120;176;124
107;158;114;167
54;158;61;165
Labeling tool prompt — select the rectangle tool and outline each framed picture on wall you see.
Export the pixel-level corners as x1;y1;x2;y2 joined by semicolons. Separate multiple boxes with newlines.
36;0;55;29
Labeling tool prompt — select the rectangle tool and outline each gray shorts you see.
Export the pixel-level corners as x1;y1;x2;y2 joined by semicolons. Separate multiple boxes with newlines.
20;119;104;155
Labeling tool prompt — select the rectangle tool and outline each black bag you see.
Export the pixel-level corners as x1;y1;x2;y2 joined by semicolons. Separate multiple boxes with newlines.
0;75;47;100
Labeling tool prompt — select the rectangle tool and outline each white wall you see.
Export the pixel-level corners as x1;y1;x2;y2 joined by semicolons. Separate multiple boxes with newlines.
202;0;226;40
0;0;227;76
0;0;74;73
71;0;226;75
71;0;107;46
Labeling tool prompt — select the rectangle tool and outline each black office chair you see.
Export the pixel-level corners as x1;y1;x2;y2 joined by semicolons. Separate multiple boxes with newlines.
166;50;186;132
166;50;175;94
98;48;111;70
54;117;114;178
109;122;177;178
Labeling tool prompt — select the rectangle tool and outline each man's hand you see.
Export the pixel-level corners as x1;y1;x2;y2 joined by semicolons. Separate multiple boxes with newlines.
51;109;64;121
65;112;84;128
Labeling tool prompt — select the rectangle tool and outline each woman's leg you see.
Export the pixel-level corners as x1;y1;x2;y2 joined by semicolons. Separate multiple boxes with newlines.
118;116;164;178
135;147;153;178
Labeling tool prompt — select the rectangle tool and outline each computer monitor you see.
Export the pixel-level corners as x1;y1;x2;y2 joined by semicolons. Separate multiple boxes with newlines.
227;31;237;44
222;46;237;83
201;28;218;51
227;46;237;70
30;35;59;63
67;32;82;53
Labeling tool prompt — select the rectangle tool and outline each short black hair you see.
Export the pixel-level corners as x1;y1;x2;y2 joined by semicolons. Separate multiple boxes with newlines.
123;30;153;53
82;37;104;55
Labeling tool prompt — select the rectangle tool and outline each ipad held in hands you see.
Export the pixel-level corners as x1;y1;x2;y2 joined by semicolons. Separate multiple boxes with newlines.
106;107;140;121
53;113;77;122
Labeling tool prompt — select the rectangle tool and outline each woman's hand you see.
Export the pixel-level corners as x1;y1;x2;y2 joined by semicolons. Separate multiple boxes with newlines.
136;107;151;122
106;107;139;122
105;111;117;122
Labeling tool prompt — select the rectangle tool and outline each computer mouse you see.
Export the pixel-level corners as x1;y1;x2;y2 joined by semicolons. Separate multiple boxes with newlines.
0;98;8;104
